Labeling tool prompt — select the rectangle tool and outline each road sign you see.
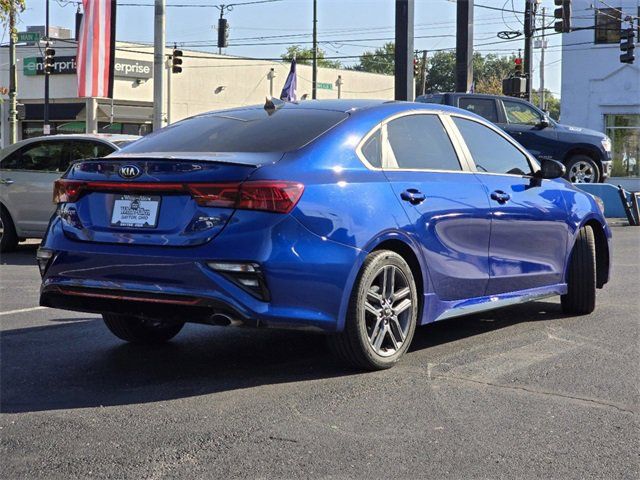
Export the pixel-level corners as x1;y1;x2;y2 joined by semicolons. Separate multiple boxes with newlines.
317;82;333;90
17;32;41;43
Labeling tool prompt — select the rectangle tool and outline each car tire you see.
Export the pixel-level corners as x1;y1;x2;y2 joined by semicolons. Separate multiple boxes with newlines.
0;206;19;253
102;314;185;344
565;155;601;183
561;225;596;315
328;250;418;370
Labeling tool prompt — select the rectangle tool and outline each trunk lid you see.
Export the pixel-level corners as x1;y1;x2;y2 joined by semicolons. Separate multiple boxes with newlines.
58;154;280;246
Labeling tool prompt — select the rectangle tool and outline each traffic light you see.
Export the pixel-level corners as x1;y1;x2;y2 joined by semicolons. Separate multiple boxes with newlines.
44;46;56;75
514;57;523;76
413;57;419;77
217;18;229;49
172;48;183;73
554;0;571;34
620;27;635;64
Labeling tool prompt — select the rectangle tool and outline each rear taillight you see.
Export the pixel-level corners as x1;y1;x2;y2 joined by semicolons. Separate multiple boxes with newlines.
53;179;304;214
238;181;304;214
53;179;85;204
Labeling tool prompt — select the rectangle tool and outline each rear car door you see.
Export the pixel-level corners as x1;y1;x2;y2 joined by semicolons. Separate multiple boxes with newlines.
451;115;569;295
372;112;492;301
498;99;559;159
0;140;66;236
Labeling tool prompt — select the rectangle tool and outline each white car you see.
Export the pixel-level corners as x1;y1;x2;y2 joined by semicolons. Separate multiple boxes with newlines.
0;134;139;251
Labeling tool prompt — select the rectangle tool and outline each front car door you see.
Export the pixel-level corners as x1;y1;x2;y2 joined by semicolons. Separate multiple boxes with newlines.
0;140;66;236
498;99;559;160
362;112;492;302
450;115;570;295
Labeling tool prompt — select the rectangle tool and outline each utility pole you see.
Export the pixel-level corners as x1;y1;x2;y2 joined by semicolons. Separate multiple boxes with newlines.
394;0;414;101
420;49;428;96
311;0;317;99
455;0;473;93
8;2;18;144
538;6;546;110
43;0;51;135
153;0;166;131
523;0;535;102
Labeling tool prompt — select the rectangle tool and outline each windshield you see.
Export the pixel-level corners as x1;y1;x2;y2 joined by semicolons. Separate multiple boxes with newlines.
119;108;349;154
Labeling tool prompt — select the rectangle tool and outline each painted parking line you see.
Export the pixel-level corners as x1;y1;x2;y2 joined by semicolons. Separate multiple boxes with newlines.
0;306;48;316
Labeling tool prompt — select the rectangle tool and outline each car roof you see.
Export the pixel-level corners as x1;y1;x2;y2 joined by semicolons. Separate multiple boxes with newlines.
418;92;532;103
196;99;392;117
14;134;140;143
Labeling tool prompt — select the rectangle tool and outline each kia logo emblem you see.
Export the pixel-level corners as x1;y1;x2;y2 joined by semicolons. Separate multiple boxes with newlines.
118;165;141;179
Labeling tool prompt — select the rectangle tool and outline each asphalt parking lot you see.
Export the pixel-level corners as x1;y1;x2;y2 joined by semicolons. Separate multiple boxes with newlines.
1;226;638;479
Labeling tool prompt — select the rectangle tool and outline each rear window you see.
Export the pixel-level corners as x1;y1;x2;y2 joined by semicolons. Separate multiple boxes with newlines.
119;109;348;154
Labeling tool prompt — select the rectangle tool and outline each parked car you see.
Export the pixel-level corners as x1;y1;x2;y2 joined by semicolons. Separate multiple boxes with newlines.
38;100;611;370
416;93;613;184
0;134;139;251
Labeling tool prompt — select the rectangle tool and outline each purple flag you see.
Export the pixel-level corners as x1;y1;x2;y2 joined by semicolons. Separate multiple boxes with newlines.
280;59;298;102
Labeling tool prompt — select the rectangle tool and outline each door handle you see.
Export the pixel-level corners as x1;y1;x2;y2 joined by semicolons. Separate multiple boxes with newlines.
0;178;14;185
490;190;511;204
400;189;426;205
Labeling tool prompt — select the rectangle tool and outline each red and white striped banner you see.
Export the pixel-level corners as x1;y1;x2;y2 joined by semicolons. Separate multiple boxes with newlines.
77;0;117;98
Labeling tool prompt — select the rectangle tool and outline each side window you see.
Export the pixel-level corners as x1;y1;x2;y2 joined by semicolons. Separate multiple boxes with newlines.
360;129;382;168
384;114;461;171
3;142;64;172
1;149;24;170
453;117;532;176
503;100;542;126
458;98;499;123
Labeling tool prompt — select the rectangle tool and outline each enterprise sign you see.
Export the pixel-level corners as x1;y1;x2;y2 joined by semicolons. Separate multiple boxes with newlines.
23;56;153;79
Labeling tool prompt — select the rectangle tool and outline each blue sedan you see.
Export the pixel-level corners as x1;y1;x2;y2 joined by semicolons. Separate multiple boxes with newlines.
38;100;612;370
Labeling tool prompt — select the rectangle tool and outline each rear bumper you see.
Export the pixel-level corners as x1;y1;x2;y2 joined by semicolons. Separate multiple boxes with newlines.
39;213;362;332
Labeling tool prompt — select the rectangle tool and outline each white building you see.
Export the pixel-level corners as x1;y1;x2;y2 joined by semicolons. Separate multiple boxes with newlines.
560;0;639;179
0;39;394;148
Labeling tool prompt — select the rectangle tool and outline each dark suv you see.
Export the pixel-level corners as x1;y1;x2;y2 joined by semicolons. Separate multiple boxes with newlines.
416;93;612;183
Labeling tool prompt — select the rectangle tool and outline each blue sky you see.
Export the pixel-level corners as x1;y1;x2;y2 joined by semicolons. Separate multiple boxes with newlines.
11;0;564;96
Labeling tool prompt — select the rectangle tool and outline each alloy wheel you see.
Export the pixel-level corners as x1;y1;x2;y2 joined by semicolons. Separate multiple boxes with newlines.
363;265;414;357
569;161;597;183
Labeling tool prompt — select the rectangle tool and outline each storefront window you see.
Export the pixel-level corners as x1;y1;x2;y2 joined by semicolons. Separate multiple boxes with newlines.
606;114;640;177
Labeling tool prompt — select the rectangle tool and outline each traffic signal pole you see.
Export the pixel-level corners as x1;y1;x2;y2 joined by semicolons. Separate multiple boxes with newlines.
455;0;473;93
394;0;414;101
44;0;50;135
539;7;546;110
523;0;534;102
8;3;18;144
312;0;318;99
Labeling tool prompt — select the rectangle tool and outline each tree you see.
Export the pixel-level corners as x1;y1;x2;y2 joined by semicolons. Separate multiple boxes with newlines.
0;0;25;23
281;45;342;69
532;90;561;120
355;42;395;75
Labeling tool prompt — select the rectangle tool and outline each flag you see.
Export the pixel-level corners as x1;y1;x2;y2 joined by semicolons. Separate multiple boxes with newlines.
280;58;297;102
77;0;117;98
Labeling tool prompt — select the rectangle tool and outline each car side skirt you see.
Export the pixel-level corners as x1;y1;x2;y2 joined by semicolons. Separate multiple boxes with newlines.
423;283;568;324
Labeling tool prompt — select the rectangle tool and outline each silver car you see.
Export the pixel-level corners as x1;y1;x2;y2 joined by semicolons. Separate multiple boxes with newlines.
0;134;139;251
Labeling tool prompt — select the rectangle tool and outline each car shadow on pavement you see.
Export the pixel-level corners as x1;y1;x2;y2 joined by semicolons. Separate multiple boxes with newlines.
0;243;39;266
0;301;569;414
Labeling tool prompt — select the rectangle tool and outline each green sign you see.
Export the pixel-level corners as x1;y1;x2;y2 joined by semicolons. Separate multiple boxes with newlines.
17;32;40;43
317;82;333;90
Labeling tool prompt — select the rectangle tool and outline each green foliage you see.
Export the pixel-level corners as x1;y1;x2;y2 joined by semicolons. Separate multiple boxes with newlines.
355;42;395;75
532;90;561;120
281;45;342;69
0;0;26;25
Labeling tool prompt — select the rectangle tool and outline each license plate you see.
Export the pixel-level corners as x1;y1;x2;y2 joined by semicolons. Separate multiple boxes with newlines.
110;194;161;229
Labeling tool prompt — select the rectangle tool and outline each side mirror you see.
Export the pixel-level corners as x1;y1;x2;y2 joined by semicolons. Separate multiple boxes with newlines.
536;115;550;129
536;158;565;179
